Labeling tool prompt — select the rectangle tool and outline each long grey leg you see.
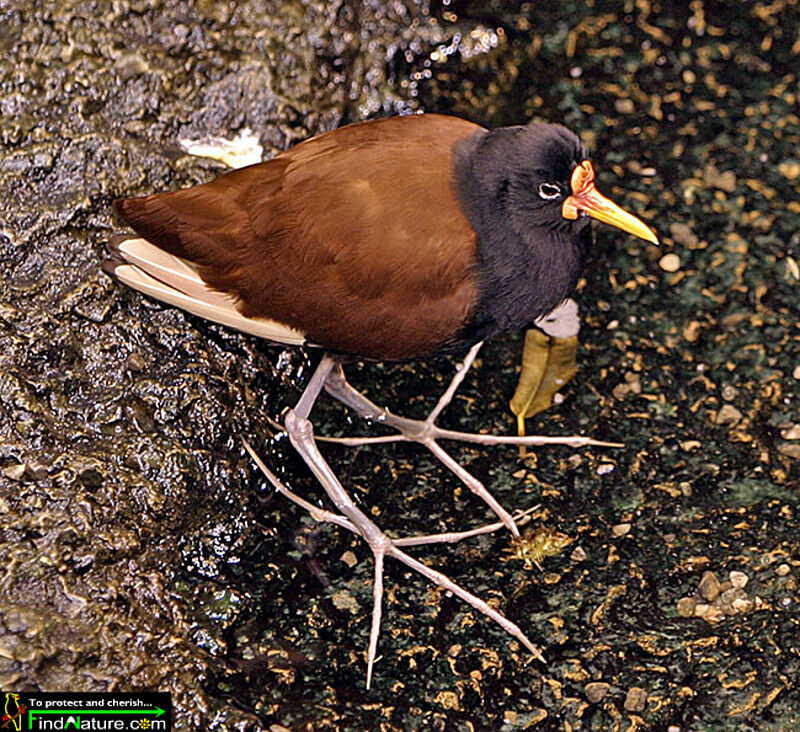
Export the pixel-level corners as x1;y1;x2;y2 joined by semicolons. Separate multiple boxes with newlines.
249;354;544;688
323;343;619;448
321;344;617;537
283;407;544;686
245;439;539;547
323;344;523;535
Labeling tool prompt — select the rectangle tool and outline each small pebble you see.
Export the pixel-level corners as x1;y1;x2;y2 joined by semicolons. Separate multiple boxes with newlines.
699;571;721;602
683;320;701;342
776;564;791;577
697;604;725;623
127;352;147;371
721;385;739;401
114;52;149;81
778;443;800;459
669;222;699;247
612;523;631;537
32;152;54;170
718;587;747;613
615;98;635;114
597;463;615;475
715;171;736;191
731;597;753;614
585;681;610;703
2;464;26;481
708;606;726;623
571;546;587;562
659;253;681;272
703;164;736;192
729;570;748;588
787;256;800;281
676;597;696;617
714;404;742;426
613;371;642;399
780;424;800;440
340;550;357;568
793;365;800;380
566;454;583;469
778;160;800;180
624;686;648;712
332;590;359;614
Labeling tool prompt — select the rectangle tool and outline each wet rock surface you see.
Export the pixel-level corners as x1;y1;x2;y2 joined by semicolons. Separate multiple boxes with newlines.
1;0;799;729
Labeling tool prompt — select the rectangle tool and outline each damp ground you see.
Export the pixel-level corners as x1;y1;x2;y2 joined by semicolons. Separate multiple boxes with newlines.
1;1;798;729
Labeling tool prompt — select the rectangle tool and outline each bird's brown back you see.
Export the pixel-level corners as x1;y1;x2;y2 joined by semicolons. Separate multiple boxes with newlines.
115;114;483;360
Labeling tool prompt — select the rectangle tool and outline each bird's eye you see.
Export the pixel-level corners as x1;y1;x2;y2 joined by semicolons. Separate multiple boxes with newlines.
538;183;562;200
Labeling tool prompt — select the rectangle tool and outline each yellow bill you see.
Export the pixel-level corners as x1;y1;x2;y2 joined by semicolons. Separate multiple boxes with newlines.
562;160;659;246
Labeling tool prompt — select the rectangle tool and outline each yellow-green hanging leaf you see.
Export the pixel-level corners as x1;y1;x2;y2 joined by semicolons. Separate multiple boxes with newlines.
510;330;579;436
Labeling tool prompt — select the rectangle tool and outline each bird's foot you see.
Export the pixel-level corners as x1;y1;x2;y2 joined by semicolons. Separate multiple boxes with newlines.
315;342;619;536
243;436;544;689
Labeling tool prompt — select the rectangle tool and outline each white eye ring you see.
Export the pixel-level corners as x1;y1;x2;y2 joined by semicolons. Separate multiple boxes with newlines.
538;182;562;200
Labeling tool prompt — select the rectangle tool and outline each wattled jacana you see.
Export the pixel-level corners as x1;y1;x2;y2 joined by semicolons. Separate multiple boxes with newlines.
105;113;658;686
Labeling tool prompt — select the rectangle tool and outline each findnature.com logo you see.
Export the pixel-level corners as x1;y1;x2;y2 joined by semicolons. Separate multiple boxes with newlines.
1;692;171;731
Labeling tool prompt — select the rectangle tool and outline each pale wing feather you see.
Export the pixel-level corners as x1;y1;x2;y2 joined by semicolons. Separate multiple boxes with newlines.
116;237;233;309
109;246;307;345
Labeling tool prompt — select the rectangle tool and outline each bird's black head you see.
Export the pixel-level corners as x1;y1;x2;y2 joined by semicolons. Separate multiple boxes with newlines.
454;119;658;249
453;122;593;250
452;119;658;347
472;122;590;238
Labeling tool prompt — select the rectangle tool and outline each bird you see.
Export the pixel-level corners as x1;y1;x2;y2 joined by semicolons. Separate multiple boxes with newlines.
105;113;658;687
2;693;23;732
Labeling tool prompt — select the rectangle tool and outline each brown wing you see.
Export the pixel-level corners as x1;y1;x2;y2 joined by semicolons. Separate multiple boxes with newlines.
114;114;482;360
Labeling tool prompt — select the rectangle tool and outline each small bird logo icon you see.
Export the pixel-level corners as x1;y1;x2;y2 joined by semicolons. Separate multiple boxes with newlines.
1;693;26;732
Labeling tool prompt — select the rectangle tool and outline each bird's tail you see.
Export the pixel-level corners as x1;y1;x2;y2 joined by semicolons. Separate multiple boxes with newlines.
103;235;306;345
